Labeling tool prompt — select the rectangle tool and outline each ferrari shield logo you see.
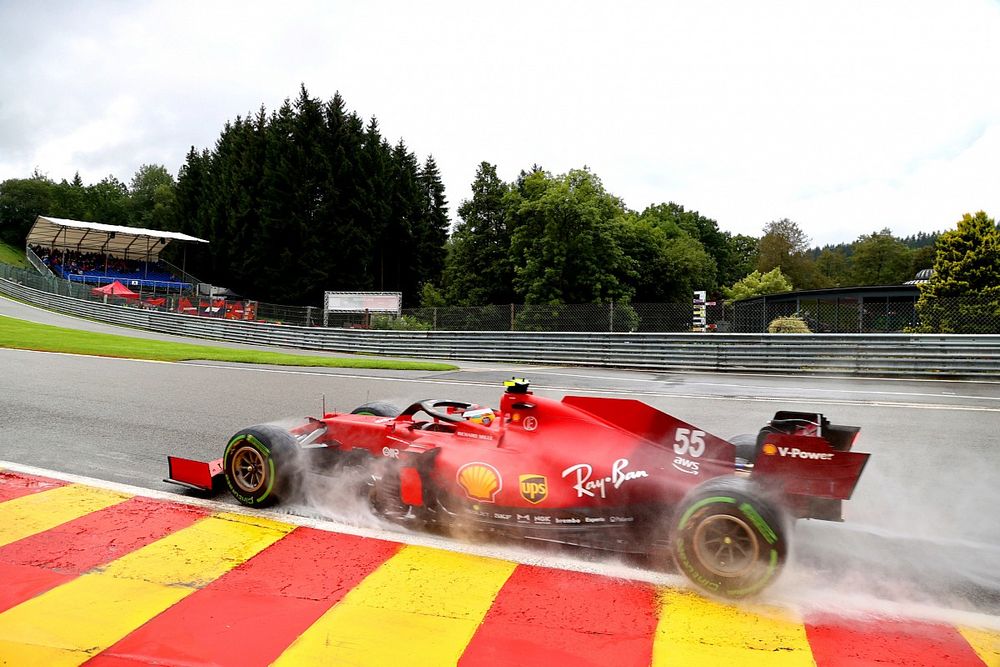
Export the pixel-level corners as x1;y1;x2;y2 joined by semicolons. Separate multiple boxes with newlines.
519;474;548;504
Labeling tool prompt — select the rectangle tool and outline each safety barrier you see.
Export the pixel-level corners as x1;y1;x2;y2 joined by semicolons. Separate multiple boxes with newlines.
3;277;1000;379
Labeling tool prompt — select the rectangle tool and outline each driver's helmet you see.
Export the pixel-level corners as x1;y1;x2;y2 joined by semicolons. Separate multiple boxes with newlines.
462;406;496;426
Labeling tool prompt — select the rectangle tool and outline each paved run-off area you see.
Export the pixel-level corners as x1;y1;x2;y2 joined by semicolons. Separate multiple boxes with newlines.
0;469;997;666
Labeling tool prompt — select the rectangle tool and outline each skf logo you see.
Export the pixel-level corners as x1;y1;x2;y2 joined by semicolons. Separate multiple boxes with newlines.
519;474;548;504
457;463;502;502
762;443;778;456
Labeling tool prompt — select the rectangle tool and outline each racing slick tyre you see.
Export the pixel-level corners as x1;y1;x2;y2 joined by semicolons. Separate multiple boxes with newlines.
351;402;401;417
729;433;758;465
671;476;788;598
223;424;298;508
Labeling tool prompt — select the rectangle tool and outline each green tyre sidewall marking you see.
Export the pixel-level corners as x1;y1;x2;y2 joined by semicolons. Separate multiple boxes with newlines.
738;501;777;545
224;433;276;506
677;495;735;530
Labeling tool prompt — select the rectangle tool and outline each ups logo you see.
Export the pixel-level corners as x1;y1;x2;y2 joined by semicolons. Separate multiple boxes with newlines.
519;474;548;504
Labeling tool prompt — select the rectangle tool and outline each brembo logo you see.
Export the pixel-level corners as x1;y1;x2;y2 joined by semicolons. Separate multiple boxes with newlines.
764;443;834;461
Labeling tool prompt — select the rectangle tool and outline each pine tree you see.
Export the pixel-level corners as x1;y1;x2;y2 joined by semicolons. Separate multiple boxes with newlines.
414;155;449;289
443;162;514;305
385;139;422;299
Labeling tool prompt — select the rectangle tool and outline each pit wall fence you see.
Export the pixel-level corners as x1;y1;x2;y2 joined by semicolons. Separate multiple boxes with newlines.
3;274;999;379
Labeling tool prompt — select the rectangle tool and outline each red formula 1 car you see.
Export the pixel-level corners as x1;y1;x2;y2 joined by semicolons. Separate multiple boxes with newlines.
166;379;869;598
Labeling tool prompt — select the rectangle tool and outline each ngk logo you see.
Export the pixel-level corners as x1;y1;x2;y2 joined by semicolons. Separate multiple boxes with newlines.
765;444;834;461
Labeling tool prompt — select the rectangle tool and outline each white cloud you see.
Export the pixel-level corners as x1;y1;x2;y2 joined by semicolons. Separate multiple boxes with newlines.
1;0;998;244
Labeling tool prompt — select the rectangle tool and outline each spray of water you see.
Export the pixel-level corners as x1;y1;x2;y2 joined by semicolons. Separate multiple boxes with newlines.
769;436;1000;627
260;404;1000;627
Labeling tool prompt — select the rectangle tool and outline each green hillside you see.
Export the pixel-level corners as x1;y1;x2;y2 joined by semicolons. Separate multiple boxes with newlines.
0;241;28;268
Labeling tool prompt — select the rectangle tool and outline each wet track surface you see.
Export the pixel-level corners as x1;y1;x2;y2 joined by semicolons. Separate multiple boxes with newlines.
2;296;1000;623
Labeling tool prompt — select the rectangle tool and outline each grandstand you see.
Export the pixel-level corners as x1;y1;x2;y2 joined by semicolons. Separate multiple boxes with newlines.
25;216;208;293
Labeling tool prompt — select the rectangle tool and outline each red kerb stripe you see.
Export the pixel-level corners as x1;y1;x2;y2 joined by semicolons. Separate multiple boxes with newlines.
0;471;66;503
459;565;659;667
805;615;987;667
87;527;401;667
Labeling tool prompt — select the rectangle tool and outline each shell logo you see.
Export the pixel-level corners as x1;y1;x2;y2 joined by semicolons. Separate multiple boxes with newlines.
457;462;503;502
762;443;778;456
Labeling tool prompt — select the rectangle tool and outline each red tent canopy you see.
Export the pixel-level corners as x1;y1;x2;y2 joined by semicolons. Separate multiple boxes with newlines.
91;280;139;299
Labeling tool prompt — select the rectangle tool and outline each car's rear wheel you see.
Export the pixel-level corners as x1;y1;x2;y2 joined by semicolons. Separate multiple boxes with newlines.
223;425;298;508
729;433;758;465
351;402;401;417
671;476;787;598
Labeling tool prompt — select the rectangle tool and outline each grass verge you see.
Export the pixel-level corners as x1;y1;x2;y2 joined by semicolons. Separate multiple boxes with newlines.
0;241;29;268
0;314;457;371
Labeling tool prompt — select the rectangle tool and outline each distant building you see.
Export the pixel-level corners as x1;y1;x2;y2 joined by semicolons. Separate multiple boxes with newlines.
729;271;933;333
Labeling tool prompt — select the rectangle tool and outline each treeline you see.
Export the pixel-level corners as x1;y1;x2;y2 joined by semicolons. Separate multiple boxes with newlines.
172;86;448;305
0;165;176;245
1;84;985;312
0;86;449;306
434;163;749;307
434;167;948;308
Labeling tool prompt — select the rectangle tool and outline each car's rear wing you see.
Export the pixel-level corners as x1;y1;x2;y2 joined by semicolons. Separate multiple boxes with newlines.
751;431;869;521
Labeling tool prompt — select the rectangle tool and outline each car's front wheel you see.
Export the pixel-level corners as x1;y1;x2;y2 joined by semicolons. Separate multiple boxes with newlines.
671;476;788;598
223;425;298;508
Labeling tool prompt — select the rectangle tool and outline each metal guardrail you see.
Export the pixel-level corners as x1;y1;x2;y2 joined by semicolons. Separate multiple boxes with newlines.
3;276;1000;379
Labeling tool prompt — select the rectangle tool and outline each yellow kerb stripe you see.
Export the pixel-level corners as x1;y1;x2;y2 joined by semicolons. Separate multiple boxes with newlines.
0;512;292;666
0;484;129;548
959;626;1000;666
652;590;816;666
273;544;517;666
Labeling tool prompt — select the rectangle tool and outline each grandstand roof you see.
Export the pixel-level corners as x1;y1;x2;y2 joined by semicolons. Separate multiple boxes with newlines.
26;216;208;261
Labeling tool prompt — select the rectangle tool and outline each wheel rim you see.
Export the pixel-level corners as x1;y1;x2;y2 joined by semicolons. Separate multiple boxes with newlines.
693;513;760;578
232;445;267;493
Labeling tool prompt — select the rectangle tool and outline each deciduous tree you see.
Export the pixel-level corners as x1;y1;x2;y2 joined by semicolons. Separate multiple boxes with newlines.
757;218;822;288
509;169;629;304
850;228;911;285
723;267;793;301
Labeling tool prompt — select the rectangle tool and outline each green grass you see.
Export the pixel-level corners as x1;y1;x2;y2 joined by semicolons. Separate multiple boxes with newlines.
0;314;457;370
0;241;29;268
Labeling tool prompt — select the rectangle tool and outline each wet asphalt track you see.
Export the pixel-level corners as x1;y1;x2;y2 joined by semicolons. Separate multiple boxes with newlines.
2;295;999;617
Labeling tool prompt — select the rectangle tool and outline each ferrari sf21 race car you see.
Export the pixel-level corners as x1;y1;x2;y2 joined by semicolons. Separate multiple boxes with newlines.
166;379;869;598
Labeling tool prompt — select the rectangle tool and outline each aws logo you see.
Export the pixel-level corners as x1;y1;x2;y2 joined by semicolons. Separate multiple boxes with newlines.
519;474;548;504
457;463;502;502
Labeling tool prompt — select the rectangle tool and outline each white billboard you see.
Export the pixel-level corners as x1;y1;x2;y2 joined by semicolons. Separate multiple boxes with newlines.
324;291;402;314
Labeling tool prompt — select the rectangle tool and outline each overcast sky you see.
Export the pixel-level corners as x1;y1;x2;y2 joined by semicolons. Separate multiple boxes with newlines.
2;1;998;246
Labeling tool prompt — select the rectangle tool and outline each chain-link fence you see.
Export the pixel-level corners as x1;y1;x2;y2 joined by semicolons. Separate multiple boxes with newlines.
727;299;921;333
3;262;998;333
